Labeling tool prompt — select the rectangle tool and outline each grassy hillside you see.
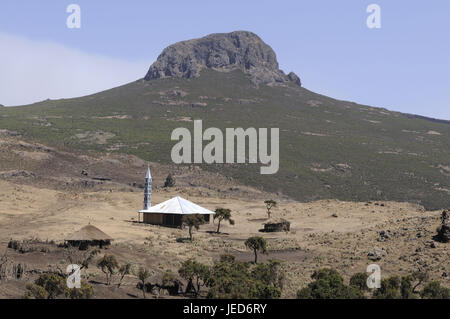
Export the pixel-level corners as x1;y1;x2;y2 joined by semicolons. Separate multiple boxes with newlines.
0;69;449;209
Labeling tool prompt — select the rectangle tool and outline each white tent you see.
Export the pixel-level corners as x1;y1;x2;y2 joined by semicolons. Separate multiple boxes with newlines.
139;196;215;215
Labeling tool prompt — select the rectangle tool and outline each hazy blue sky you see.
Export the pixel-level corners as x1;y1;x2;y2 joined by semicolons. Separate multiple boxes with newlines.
1;0;449;120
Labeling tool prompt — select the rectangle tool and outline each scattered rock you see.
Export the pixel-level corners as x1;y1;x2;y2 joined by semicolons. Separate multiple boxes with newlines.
287;72;301;86
378;230;392;241
1;170;35;178
368;246;386;261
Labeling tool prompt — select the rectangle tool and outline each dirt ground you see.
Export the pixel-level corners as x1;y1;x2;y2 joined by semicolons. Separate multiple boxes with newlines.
0;131;448;298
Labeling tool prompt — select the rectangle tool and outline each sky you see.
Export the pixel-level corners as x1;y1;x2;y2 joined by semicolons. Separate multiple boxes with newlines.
0;0;449;120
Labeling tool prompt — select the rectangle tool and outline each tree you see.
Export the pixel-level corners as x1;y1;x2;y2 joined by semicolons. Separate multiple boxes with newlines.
137;267;151;299
264;200;277;219
97;254;119;285
24;273;68;299
373;271;431;299
297;268;364;299
244;236;268;264
178;259;210;297
65;247;100;270
182;214;205;241
214;208;235;233
164;174;176;187
410;271;429;294
117;263;133;288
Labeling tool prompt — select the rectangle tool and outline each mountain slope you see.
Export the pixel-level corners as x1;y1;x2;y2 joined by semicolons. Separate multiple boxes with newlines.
0;32;449;210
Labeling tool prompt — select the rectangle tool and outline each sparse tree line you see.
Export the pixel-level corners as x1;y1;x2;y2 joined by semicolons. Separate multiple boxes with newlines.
20;250;283;299
3;239;449;299
2;205;449;299
180;207;235;241
181;200;277;240
296;268;449;299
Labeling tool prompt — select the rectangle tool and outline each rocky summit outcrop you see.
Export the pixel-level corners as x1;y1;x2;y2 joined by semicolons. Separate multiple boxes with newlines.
144;31;301;87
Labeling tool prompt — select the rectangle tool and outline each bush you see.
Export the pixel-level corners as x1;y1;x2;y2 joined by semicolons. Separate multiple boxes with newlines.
297;268;364;299
67;280;95;299
164;174;176;187
24;283;48;299
179;259;210;297
350;272;369;292
373;276;401;299
206;255;282;299
420;281;450;299
373;274;429;299
24;273;67;299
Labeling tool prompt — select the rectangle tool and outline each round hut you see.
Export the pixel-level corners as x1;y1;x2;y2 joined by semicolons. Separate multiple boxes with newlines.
65;225;113;250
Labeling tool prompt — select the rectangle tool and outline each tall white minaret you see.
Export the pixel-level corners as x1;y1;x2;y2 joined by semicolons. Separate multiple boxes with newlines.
143;165;152;210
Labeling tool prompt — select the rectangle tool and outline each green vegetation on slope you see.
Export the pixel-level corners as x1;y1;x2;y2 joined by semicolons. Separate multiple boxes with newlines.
0;70;449;209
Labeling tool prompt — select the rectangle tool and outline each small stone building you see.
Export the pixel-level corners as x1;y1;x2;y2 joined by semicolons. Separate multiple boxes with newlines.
262;218;291;232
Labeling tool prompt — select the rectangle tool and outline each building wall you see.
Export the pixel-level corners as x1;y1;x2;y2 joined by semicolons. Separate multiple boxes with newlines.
142;213;212;227
143;213;163;225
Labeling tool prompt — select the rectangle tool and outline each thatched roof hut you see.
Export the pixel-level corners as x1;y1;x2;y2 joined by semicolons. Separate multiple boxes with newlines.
65;225;113;250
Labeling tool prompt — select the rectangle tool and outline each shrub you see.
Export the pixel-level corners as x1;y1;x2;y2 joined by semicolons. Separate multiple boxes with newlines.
66;280;95;299
297;268;364;299
420;281;450;299
24;273;67;299
350;272;369;292
178;259;210;297
206;255;282;299
164;174;176;187
24;283;48;299
373;276;401;299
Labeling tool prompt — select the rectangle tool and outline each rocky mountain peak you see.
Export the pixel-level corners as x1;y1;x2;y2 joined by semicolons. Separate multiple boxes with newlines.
144;31;301;87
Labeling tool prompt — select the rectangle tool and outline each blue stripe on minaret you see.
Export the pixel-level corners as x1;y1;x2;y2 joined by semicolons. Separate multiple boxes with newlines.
143;166;152;210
